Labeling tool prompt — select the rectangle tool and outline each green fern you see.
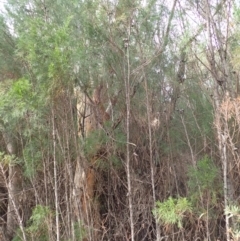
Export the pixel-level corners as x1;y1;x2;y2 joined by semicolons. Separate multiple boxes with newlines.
153;197;192;228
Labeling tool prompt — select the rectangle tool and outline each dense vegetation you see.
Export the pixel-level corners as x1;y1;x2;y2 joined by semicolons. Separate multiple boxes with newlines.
0;0;240;240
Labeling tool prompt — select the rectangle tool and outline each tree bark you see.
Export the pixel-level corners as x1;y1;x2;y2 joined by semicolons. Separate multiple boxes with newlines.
2;131;25;241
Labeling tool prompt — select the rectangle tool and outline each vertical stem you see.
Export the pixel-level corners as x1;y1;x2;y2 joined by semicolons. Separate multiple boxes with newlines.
52;110;60;241
203;2;231;237
223;124;229;241
2;131;26;241
216;108;230;241
124;25;134;241
0;163;27;241
180;114;196;167
143;74;161;240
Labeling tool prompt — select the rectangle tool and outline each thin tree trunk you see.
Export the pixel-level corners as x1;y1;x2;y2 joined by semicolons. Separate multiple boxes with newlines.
216;110;230;241
222;124;229;241
143;73;161;241
1;131;26;241
52;111;60;241
203;0;231;238
124;24;134;241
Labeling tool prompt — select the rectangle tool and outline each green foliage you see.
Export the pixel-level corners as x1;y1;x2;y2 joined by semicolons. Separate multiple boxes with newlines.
12;205;52;241
231;5;240;68
113;127;127;151
168;79;214;155
17;17;74;93
26;205;52;241
109;155;122;168
12;229;25;241
23;141;44;178
73;221;87;241
225;204;240;218
10;78;31;98
0;15;20;79
153;197;192;228
84;129;109;157
225;205;240;239
187;156;221;217
27;205;52;231
0;152;17;165
0;78;35;126
0;77;47;178
96;154;122;170
0;77;48;177
187;156;219;193
187;85;213;137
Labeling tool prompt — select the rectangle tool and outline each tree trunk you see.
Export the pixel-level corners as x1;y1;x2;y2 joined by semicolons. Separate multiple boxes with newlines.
73;84;110;240
2;131;25;241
